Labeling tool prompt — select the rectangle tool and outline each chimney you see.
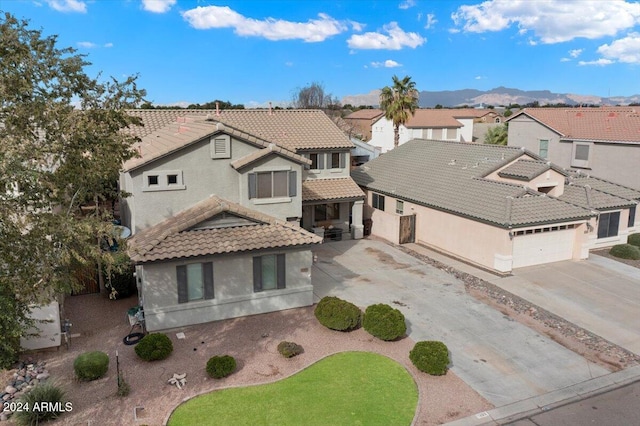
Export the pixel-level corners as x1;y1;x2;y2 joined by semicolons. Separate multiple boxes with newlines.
269;102;273;115
215;101;220;116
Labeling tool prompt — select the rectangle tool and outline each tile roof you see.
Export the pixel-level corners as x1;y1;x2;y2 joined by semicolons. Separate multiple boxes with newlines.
403;109;463;128
302;178;365;202
559;185;635;210
352;139;593;228
508;107;640;143
498;159;551;181
230;144;311;170
128;195;322;263
344;109;384;120
566;172;640;201
126;109;354;151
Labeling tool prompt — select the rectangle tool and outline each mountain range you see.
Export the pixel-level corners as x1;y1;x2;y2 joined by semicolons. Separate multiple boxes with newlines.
341;86;640;108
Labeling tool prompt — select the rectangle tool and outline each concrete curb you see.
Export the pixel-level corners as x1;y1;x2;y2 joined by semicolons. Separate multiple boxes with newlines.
445;365;640;425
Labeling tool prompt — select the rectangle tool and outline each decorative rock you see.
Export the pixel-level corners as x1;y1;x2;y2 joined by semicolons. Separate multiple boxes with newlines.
4;386;16;395
1;412;8;421
167;373;187;389
2;393;11;401
36;372;49;380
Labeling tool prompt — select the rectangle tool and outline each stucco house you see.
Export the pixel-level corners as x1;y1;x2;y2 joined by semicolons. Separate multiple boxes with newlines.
370;109;503;152
121;109;364;331
343;108;384;141
352;139;639;273
506;108;640;190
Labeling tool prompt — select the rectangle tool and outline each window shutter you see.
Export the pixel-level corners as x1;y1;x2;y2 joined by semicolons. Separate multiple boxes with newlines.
302;153;310;170
253;256;262;292
248;173;256;199
340;152;346;169
276;254;286;289
318;153;324;169
177;265;188;303
203;262;214;300
289;171;297;197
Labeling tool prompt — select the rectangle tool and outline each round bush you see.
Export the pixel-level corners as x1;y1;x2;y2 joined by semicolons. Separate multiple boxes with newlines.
314;296;361;331
73;351;109;381
206;355;236;379
14;382;67;425
135;333;173;361
363;303;406;341
610;244;640;260
277;341;304;358
409;341;450;376
628;233;640;248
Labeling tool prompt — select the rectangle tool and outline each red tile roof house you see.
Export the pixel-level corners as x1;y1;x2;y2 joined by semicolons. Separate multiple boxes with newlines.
507;107;640;190
352;139;639;273
121;109;364;331
343;108;384;141
369;109;503;152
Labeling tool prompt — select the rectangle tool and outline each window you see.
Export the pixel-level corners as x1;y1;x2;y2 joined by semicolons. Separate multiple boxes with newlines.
629;206;637;228
597;211;620;239
167;174;178;185
210;135;231;159
250;170;296;199
147;175;158;186
177;262;214;303
396;200;404;215
372;193;385;211
315;203;340;221
309;153;323;170
539;139;549;159
253;254;285;292
432;129;443;139
445;128;457;140
329;152;346;169
143;170;185;191
571;142;591;168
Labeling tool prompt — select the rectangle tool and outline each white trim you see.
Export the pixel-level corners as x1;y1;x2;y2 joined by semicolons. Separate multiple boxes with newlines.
253;197;292;205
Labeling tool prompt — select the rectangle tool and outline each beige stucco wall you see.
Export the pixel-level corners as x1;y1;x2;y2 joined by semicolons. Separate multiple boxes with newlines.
140;249;314;331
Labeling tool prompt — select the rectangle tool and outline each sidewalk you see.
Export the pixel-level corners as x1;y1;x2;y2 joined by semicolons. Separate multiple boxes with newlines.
401;243;640;425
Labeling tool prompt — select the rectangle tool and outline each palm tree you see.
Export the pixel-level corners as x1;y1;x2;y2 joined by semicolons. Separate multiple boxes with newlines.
379;75;419;149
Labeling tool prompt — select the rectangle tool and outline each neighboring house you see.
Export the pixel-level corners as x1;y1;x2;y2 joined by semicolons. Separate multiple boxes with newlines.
122;109;364;331
369;109;502;152
343;108;384;141
350;137;381;167
506;108;640;190
352;139;639;273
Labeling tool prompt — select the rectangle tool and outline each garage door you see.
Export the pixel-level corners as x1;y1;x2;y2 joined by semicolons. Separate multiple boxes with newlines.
512;229;575;268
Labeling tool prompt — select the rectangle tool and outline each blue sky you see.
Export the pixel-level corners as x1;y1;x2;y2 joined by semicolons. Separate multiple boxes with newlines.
4;0;640;106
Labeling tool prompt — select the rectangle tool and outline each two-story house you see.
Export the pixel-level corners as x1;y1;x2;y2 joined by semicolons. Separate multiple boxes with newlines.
506;108;640;190
121;109;364;331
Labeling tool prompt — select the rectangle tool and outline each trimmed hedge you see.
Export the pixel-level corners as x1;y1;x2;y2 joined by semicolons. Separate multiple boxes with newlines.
206;355;236;379
363;303;406;341
610;244;640;260
135;333;173;361
628;233;640;248
314;296;362;331
277;341;304;358
409;341;450;376
73;351;109;381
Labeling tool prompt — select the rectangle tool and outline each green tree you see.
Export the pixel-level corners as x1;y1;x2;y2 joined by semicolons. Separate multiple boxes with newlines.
0;13;145;368
379;75;419;149
484;124;508;145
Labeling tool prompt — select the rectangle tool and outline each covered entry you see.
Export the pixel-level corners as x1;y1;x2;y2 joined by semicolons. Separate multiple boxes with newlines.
511;225;576;268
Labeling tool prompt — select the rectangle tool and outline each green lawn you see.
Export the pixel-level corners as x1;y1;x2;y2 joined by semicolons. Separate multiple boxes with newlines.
168;351;418;426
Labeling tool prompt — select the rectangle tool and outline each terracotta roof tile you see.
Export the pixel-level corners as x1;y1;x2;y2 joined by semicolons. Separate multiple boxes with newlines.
128;195;321;263
344;109;384;120
302;178;365;202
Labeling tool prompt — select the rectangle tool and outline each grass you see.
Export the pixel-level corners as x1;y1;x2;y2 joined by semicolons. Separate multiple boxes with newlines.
168;351;418;426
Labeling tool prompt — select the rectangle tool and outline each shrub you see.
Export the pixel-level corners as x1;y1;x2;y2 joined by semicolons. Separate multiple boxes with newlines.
135;333;173;361
14;382;67;425
409;341;450;376
363;303;406;341
610;244;640;260
628;233;640;248
206;355;236;379
73;351;109;381
277;341;304;358
117;373;130;397
314;296;361;331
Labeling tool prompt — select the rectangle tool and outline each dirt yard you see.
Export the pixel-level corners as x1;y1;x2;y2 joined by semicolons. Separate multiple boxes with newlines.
12;293;492;425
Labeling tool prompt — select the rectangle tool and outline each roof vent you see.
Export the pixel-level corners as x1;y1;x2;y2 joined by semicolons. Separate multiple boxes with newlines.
448;159;456;165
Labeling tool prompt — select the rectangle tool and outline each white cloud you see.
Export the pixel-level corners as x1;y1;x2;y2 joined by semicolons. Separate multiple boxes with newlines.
451;0;640;44
104;43;113;48
77;41;97;48
597;33;640;63
46;0;86;13
569;48;583;58
350;20;366;32
141;0;176;14
578;58;614;66
371;60;402;68
399;0;416;10
347;22;425;50
475;75;484;80
285;61;293;67
182;6;347;42
424;13;438;29
560;57;571;62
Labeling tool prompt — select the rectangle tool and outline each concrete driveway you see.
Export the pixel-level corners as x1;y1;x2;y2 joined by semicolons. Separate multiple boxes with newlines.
497;255;640;355
312;239;608;407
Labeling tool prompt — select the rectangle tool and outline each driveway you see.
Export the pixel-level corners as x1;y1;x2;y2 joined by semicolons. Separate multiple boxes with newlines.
312;239;609;407
497;255;640;355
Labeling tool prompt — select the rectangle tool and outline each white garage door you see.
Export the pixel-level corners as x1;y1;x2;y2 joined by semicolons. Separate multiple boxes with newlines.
512;229;575;268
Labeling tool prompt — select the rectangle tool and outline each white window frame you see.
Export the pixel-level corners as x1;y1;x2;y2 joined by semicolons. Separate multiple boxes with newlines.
571;142;592;168
396;200;404;215
142;170;186;192
539;139;549;159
